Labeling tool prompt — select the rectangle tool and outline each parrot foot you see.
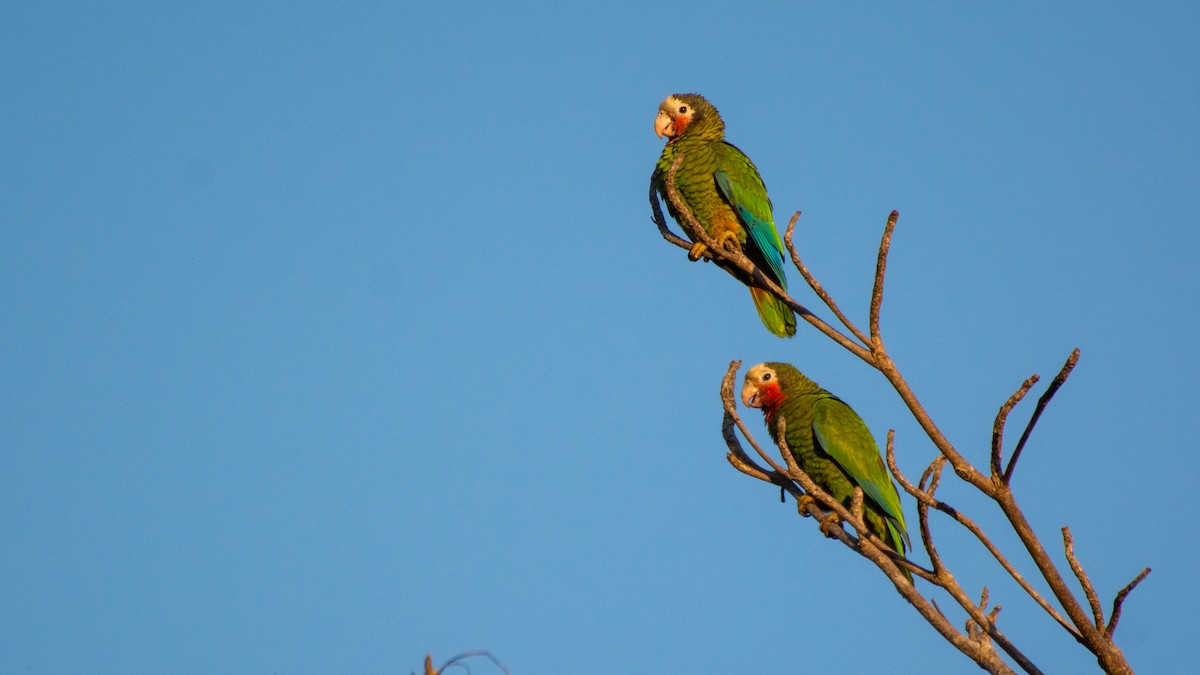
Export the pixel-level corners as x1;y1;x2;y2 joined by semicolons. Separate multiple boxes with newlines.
795;494;815;516
687;233;741;261
716;231;740;254
818;512;843;538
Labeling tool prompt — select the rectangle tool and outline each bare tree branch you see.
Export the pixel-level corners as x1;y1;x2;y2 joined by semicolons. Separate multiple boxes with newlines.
1004;349;1081;484
869;210;898;348
887;432;1081;639
421;651;512;675
652;151;1142;673
648;175;693;251
1063;527;1105;632
915;456;947;575
991;375;1040;483
1105;567;1151;640
850;485;865;526
783;212;871;347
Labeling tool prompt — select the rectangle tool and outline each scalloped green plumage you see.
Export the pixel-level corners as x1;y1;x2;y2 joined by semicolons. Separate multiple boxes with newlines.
651;93;796;338
745;361;911;581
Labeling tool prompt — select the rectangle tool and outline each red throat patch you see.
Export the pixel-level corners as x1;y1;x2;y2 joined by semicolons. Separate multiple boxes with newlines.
758;383;787;413
673;114;690;136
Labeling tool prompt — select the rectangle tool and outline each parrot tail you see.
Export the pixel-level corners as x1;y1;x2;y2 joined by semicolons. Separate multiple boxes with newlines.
750;286;797;338
885;519;915;584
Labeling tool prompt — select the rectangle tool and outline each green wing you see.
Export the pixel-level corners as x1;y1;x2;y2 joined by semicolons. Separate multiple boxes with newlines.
712;142;788;288
811;397;908;542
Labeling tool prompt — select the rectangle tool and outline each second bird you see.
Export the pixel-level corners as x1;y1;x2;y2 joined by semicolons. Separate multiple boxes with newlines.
741;361;911;581
652;93;797;338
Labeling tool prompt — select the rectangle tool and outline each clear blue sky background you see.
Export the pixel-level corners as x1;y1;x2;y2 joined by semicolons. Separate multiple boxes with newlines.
2;3;1196;673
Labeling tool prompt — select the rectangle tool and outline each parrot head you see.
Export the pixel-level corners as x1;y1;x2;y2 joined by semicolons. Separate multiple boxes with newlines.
654;93;724;142
742;362;791;411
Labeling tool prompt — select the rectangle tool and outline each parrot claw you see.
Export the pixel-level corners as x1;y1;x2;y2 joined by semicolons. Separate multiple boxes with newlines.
818;512;843;538
687;233;740;261
796;494;815;516
717;231;740;254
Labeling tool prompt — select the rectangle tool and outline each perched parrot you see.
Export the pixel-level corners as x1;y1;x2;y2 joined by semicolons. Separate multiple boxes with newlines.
741;362;911;580
651;93;796;338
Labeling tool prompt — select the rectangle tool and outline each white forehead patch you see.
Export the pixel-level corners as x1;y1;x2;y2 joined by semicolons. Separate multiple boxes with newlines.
660;95;694;117
746;363;776;382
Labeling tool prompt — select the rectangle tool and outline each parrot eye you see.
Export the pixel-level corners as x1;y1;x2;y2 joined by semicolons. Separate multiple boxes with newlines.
762;373;772;382
678;105;688;113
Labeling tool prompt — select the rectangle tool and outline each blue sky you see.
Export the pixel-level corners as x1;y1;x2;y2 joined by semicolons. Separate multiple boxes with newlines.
2;2;1196;673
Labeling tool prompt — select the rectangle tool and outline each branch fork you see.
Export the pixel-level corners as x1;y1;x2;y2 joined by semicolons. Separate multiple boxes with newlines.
651;152;1148;674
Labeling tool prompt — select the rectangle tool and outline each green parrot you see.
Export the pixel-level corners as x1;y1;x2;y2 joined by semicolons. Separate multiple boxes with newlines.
651;93;797;338
741;362;912;581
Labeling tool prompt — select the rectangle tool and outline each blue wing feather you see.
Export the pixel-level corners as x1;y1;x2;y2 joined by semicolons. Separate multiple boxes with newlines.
713;166;788;288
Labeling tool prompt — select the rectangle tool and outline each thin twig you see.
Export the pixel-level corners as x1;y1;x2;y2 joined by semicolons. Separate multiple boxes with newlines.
723;411;805;501
725;445;774;483
783;211;872;347
1063;527;1105;632
430;651;512;675
908;455;1043;674
979;359;1114;663
992;489;1114;659
869;210;898;348
992;375;1040;481
1105;567;1151;640
916;457;946;574
648;175;693;250
1004;349;1081;484
887;433;1080;639
966;587;991;640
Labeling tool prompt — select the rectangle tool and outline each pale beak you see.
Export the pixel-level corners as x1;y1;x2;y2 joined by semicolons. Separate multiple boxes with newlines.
654;110;676;139
741;381;761;408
